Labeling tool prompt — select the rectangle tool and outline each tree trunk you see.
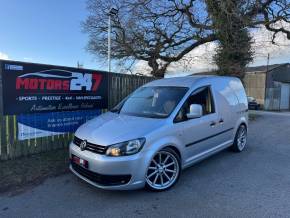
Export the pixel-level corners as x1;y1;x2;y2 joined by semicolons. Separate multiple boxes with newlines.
148;59;169;78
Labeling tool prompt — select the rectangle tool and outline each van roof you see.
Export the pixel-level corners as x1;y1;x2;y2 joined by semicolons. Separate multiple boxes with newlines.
144;75;217;88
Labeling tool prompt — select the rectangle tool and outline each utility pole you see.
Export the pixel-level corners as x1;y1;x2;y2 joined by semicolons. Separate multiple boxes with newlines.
107;7;118;73
266;53;270;73
77;61;83;69
108;14;111;72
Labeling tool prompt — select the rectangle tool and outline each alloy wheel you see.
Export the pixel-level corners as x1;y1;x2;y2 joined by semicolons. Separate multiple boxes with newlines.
237;125;247;151
145;150;180;190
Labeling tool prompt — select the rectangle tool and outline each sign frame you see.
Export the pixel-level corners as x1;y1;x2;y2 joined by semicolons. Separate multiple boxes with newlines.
0;60;109;115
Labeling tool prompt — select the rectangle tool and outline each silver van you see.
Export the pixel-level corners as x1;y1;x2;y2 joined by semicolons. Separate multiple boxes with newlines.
69;76;248;191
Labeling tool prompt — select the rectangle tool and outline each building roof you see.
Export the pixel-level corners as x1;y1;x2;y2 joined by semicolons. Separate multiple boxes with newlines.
245;63;289;73
192;63;290;76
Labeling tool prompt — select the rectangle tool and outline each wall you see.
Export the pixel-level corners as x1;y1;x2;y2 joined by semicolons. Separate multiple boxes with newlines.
264;86;281;111
266;64;290;87
243;72;266;105
264;64;290;111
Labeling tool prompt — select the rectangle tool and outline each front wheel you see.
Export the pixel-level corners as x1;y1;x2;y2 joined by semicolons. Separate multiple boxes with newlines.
231;125;247;152
145;147;181;191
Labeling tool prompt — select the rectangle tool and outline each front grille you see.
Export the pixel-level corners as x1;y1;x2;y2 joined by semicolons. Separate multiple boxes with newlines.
71;161;131;186
73;136;107;154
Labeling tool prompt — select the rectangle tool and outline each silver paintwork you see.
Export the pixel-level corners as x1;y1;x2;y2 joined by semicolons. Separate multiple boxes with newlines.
70;76;248;190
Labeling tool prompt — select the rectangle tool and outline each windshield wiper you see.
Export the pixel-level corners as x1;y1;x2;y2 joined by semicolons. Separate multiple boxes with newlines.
110;109;120;113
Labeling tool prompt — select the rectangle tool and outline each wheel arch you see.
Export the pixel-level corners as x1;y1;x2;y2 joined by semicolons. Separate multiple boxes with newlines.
239;122;248;129
235;116;248;131
163;145;181;160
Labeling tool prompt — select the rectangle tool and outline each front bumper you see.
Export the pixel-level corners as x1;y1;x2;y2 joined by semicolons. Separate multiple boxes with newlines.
69;142;151;190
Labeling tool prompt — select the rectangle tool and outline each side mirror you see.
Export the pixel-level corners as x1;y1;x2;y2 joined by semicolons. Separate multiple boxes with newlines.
187;104;203;119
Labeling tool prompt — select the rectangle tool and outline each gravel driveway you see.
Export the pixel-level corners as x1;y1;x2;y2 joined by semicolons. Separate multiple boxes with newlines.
1;111;290;218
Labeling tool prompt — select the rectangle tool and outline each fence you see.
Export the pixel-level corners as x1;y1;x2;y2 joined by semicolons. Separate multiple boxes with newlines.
0;72;154;160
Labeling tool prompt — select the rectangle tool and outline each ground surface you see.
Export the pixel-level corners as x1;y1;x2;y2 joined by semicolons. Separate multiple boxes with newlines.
0;149;69;195
1;111;290;218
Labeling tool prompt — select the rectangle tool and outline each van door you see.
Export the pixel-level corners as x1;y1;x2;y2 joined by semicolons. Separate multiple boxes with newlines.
174;86;225;164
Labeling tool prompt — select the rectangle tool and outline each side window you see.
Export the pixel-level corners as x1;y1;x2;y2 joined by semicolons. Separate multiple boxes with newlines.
174;86;215;122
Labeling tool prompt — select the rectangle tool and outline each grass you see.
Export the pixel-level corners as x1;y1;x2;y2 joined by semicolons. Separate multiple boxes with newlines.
249;110;262;121
249;113;256;121
0;148;69;195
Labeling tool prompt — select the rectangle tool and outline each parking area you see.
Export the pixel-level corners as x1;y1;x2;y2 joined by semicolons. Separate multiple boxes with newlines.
1;111;290;218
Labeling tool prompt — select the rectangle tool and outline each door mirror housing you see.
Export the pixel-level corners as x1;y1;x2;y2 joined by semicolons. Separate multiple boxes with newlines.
186;104;203;119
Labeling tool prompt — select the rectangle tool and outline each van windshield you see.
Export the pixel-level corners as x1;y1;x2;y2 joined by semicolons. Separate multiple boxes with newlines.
112;86;188;118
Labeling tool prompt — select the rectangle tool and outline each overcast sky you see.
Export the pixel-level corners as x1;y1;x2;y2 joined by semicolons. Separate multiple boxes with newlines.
0;0;289;76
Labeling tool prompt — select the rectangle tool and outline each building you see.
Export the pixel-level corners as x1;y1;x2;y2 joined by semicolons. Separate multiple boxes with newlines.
194;63;290;111
244;63;290;111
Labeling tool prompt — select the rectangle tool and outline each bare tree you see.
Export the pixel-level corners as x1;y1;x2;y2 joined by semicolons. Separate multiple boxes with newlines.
248;0;290;41
207;0;289;78
83;0;216;77
83;0;290;77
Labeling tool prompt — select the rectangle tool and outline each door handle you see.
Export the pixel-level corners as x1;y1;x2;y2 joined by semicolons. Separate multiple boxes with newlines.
210;121;216;127
219;118;224;124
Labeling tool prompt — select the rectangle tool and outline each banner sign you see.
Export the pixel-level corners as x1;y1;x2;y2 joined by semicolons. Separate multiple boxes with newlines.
1;60;108;115
17;109;101;140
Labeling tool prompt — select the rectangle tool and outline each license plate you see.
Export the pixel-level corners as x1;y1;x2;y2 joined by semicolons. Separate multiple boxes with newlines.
72;155;88;168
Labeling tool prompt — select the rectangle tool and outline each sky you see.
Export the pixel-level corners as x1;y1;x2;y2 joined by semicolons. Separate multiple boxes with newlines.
0;0;105;70
0;1;289;76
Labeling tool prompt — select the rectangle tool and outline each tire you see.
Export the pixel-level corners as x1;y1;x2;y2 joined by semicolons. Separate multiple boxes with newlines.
145;147;181;191
231;125;247;152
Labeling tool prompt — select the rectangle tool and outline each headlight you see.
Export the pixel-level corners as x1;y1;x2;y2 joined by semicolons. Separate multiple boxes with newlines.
106;138;146;157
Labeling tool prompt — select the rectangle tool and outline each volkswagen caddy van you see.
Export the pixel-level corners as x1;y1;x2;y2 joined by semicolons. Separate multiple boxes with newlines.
70;76;248;191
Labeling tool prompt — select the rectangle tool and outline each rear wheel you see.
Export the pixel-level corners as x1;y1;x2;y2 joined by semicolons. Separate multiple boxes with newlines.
145;147;181;191
231;125;247;152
